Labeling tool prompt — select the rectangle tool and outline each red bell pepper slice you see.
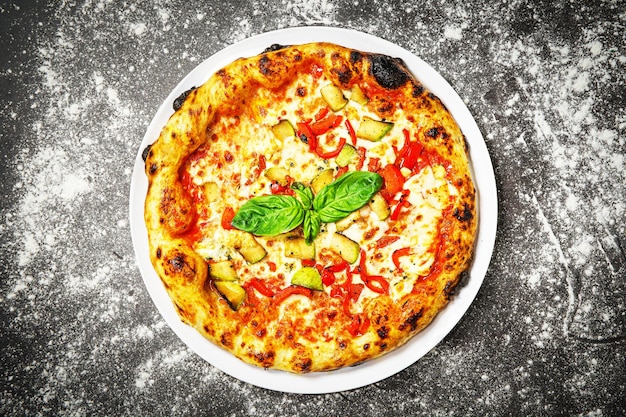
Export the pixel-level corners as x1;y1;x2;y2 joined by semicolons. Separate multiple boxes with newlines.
321;268;335;286
390;190;411;221
345;119;357;145
392;247;412;272
355;146;367;171
376;235;400;249
296;121;317;151
316;137;346;159
314;106;330;121
378;164;405;198
221;207;235;230
248;277;275;297
328;260;349;273
367;157;381;172
272;285;313;304
395;129;424;170
363;275;389;294
357;249;389;294
310;114;343;136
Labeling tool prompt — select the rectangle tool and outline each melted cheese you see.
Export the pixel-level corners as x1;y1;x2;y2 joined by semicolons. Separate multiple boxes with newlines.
188;73;456;307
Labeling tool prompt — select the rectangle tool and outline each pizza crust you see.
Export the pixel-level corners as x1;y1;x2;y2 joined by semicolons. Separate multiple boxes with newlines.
144;42;477;372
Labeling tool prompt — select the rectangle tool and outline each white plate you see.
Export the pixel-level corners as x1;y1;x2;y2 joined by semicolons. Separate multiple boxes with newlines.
129;26;498;394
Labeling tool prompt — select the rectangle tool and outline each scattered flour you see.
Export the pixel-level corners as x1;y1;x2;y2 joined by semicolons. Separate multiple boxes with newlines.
443;25;463;40
2;1;624;416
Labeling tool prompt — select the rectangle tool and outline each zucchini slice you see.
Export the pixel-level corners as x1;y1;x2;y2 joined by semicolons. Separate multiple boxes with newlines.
350;84;368;106
291;267;323;291
214;281;246;311
236;234;267;264
284;237;316;260
310;169;334;194
320;84;348;111
264;166;290;186
356;117;394;142
328;233;360;264
209;260;238;281
271;119;295;140
335;143;357;167
369;193;390;220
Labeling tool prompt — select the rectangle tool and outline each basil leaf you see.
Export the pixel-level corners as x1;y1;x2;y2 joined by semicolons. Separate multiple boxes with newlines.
313;171;383;223
303;210;322;244
291;182;313;209
231;195;305;236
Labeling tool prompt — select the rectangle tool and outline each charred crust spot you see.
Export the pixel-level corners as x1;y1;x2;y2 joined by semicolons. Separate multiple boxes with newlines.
165;251;200;282
454;203;474;221
258;55;273;76
425;127;440;138
156;248;162;259
221;332;233;349
377;100;394;114
332;65;352;86
443;280;457;299
149;163;158;175
296;86;306;97
254;351;275;367
401;309;423;332
169;255;186;272
350;50;363;64
412;82;425;97
368;54;410;90
141;143;153;162
173;86;196;111
263;43;288;53
339;341;347;349
377;326;390;339
363;343;370;350
295;358;313;373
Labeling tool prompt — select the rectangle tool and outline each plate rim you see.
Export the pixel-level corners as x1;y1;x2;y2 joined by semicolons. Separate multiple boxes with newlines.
129;25;498;394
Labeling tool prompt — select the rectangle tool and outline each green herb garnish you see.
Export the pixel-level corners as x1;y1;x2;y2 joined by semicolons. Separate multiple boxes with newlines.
231;171;382;243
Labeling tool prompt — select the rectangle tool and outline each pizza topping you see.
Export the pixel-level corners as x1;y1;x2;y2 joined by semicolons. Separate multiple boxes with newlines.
349;84;369;106
214;281;246;311
271;119;295;140
357;249;389;294
232;171;382;244
356;117;394;142
335;143;358;167
291;266;323;291
378;163;405;201
209;260;238;281
344;119;358;145
144;43;477;372
231;194;305;236
320;84;348;111
272;285;313;304
316;137;346;160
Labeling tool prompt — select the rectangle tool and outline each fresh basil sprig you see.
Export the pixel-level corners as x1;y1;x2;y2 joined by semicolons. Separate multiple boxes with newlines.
230;194;305;236
231;171;382;242
313;171;383;223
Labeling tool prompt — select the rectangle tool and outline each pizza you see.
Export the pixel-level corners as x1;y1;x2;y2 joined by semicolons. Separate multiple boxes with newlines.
142;42;477;373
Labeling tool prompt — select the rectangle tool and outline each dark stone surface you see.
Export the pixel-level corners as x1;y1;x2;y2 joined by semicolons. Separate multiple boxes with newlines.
1;0;624;415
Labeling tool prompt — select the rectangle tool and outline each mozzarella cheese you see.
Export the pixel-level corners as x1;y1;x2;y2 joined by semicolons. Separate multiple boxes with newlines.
187;73;454;306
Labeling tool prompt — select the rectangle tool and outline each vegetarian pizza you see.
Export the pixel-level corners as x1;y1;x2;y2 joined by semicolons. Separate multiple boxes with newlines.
142;42;477;373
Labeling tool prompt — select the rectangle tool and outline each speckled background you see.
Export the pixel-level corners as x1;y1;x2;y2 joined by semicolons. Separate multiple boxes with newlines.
1;0;624;415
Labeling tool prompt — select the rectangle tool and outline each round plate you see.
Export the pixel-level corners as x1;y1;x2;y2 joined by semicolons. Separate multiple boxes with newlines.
129;26;498;394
